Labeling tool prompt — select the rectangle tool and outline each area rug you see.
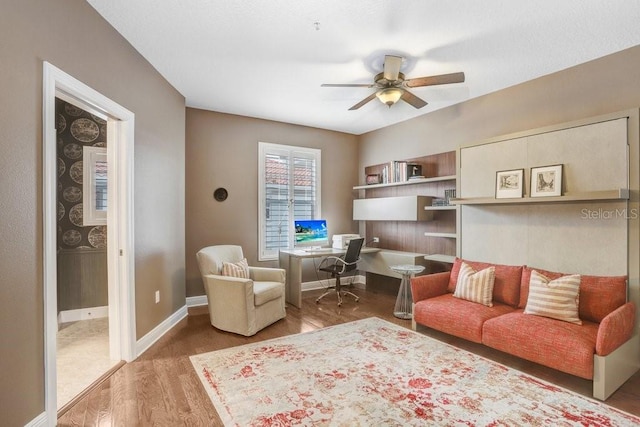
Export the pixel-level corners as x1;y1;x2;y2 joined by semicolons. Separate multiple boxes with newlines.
190;317;639;426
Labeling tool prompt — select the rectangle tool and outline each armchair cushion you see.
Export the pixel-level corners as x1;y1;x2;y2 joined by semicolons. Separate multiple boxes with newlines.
222;258;250;278
253;281;285;306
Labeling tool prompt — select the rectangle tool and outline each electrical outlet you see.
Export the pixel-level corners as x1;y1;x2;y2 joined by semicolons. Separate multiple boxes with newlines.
372;237;380;243
155;290;160;304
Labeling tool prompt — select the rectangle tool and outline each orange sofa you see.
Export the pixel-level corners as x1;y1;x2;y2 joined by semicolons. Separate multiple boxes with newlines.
411;258;638;400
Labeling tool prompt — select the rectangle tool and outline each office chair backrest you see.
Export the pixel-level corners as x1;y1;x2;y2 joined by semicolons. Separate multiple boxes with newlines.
343;238;365;272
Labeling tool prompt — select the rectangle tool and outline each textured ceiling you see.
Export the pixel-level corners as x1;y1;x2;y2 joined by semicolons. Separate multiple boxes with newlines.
87;0;640;135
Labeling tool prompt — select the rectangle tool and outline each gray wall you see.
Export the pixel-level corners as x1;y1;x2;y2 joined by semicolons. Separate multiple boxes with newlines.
185;109;359;296
0;1;185;425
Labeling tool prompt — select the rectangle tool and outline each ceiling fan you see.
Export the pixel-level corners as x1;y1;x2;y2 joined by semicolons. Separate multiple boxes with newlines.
321;55;465;110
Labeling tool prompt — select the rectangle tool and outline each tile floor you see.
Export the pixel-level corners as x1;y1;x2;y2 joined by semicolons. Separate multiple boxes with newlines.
56;317;120;409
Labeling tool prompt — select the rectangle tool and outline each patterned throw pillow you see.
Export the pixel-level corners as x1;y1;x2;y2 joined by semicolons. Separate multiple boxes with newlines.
453;262;496;307
221;258;250;279
524;270;581;325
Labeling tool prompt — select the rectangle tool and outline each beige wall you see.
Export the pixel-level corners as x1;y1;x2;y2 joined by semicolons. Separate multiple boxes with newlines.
359;45;640;172
186;109;359;295
0;1;185;425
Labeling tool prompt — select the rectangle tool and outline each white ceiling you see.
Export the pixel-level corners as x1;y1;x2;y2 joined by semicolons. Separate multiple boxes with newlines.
87;1;640;135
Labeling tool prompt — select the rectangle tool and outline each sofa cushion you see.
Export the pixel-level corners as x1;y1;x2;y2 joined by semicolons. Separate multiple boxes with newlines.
524;270;581;325
453;262;496;307
414;293;515;343
519;266;627;323
482;311;599;380
253;281;284;306
222;258;250;279
448;258;522;307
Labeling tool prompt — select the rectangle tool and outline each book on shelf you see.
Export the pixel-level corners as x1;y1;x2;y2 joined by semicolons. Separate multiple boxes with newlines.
431;189;457;206
381;161;423;183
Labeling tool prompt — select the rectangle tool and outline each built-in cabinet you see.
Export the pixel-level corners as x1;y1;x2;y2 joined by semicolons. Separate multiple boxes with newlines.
354;151;458;270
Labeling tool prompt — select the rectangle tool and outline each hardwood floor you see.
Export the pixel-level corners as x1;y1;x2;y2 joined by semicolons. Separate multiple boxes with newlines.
58;287;640;426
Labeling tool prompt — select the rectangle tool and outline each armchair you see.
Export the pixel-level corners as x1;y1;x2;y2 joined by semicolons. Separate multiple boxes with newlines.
196;245;286;336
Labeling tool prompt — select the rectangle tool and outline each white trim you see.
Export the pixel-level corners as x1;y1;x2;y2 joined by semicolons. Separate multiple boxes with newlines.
43;61;136;424
24;412;47;427
57;306;109;324
186;295;208;307
135;306;188;356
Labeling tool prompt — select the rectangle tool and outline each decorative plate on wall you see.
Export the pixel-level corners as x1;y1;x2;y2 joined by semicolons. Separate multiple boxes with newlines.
214;187;228;202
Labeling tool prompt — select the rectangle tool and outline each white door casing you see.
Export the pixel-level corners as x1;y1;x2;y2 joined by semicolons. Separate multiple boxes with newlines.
42;62;136;423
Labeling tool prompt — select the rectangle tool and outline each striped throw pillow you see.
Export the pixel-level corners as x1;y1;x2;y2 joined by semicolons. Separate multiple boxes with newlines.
221;258;250;279
453;262;496;307
524;270;581;325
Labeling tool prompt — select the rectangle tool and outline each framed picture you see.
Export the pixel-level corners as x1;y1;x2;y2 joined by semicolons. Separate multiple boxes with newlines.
531;164;563;197
495;169;524;199
366;174;381;185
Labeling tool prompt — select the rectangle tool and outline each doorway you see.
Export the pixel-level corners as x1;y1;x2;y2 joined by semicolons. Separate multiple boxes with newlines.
43;62;136;422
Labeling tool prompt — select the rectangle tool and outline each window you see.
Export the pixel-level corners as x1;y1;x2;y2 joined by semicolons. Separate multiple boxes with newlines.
83;146;107;225
258;142;321;260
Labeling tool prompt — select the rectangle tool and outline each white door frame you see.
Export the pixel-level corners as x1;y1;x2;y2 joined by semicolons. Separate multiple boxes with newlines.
42;62;136;421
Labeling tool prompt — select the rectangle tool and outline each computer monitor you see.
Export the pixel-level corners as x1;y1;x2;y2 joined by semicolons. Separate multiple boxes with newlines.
294;219;329;248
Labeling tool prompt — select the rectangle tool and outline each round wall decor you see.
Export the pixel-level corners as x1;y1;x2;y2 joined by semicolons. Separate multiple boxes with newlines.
213;187;228;202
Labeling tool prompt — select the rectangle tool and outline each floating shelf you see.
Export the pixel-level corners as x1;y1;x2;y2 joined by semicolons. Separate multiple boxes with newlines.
450;189;629;206
424;205;457;211
424;232;457;239
424;254;456;263
353;175;457;190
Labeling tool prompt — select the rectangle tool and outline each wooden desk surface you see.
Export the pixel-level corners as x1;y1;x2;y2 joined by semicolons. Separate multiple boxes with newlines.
280;247;380;259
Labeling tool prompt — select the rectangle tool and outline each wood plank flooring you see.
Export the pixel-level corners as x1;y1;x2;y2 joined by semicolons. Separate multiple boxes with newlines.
57;287;640;426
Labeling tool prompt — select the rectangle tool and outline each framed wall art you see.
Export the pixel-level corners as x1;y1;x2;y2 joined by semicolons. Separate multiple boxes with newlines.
531;164;563;197
495;169;524;199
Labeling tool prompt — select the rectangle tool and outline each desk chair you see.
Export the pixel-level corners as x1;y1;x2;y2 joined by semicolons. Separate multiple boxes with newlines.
315;238;365;306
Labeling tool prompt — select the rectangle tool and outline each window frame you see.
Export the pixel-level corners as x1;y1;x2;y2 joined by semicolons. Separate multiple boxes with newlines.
258;142;321;261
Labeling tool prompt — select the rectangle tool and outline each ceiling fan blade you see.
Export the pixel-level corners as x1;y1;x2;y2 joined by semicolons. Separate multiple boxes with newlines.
401;90;428;109
348;93;378;110
404;72;465;88
321;83;374;88
383;55;403;82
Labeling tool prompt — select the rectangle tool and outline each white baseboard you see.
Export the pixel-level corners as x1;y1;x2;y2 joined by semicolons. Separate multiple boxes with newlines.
186;295;208;307
25;411;47;427
135;305;188;357
57;305;109;325
302;274;366;292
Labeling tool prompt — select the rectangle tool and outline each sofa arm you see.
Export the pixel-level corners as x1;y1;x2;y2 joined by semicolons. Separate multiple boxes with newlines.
249;266;286;283
411;271;451;302
596;302;636;356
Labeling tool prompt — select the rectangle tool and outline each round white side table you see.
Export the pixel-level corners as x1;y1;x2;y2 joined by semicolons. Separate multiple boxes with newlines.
390;264;425;319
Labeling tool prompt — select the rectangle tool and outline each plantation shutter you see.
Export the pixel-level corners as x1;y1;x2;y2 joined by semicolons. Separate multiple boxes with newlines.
259;143;321;260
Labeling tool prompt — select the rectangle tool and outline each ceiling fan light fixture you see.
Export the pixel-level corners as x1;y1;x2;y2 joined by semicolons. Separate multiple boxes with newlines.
376;88;403;107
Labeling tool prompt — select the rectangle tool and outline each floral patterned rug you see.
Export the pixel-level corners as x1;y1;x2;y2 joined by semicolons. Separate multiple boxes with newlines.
190;317;639;426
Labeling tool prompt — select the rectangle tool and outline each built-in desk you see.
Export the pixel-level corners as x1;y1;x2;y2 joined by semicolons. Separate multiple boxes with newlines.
278;247;427;308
